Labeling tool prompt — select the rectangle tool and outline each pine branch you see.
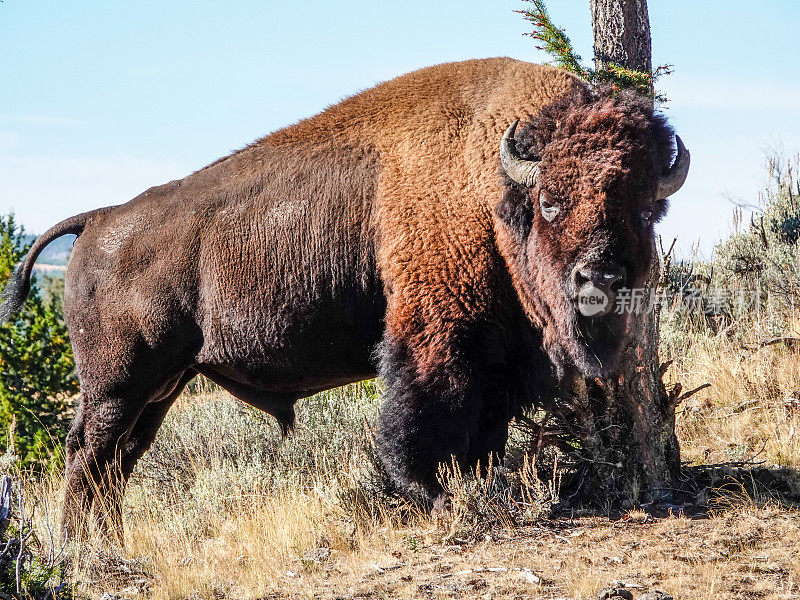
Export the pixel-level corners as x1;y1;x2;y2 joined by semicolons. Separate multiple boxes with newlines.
517;0;589;80
518;0;670;101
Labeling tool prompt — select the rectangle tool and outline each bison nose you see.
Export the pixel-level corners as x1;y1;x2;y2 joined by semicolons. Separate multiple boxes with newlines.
574;263;627;292
572;263;627;298
572;263;627;318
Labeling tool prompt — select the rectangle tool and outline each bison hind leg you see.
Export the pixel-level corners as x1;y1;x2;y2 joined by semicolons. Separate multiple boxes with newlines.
63;370;193;543
120;370;197;482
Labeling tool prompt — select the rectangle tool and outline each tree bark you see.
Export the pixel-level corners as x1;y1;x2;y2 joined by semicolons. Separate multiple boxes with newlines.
590;0;652;74
566;1;679;506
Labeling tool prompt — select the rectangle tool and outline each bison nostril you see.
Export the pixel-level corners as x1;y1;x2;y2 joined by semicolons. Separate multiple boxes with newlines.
573;264;627;293
576;268;592;289
604;269;626;292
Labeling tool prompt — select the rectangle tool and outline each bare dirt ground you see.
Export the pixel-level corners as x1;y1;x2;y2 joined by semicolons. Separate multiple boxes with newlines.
264;504;800;600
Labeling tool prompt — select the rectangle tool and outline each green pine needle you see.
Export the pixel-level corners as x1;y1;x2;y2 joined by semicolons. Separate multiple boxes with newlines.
518;0;671;101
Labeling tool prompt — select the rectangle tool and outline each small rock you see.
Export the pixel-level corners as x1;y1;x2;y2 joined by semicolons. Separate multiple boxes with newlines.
371;561;404;574
302;547;331;564
640;592;673;600
597;587;634;600
519;568;541;584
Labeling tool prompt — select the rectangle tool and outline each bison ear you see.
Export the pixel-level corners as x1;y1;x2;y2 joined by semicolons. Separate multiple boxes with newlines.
494;190;533;237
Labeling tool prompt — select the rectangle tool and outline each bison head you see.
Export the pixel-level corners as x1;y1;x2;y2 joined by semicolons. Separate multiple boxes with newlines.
494;88;689;378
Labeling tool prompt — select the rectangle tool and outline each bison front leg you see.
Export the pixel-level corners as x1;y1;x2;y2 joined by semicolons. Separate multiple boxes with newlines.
375;337;510;506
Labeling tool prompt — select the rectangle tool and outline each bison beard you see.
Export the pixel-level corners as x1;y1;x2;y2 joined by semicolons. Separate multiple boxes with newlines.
0;58;688;536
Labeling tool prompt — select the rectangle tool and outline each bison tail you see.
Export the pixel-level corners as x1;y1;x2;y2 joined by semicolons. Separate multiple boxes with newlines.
0;263;32;324
0;207;116;323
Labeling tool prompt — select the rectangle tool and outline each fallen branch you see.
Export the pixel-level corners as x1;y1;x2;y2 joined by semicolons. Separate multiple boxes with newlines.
745;336;800;351
760;336;800;348
0;475;71;599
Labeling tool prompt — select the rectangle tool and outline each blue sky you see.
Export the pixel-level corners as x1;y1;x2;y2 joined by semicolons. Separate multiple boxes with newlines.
1;0;799;257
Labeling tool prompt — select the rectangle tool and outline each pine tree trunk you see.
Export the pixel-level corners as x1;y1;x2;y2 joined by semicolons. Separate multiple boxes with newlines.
590;0;652;74
571;1;679;506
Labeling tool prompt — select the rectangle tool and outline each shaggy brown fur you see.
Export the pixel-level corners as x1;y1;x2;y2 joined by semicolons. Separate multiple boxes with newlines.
0;58;682;532
495;85;675;375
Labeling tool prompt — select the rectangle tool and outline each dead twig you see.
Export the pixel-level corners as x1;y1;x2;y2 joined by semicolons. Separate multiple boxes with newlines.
674;383;711;405
754;336;800;350
659;360;673;377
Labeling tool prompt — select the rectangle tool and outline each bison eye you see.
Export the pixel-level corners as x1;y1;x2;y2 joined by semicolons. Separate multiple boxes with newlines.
539;190;560;222
640;199;667;226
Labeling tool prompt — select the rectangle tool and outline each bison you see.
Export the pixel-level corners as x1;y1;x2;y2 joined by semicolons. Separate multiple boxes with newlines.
0;57;688;537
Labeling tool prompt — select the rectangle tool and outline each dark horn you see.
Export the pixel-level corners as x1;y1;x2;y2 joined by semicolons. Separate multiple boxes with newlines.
657;135;690;199
500;120;541;188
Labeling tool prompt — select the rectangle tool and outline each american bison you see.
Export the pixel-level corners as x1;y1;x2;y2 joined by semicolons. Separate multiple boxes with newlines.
0;57;688;536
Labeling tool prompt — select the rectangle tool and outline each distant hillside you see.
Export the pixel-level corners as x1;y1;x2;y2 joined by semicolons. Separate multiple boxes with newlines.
22;234;77;266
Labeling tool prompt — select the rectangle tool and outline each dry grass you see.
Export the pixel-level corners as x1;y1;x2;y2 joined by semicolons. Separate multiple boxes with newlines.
18;465;800;599
8;319;800;599
669;320;800;470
